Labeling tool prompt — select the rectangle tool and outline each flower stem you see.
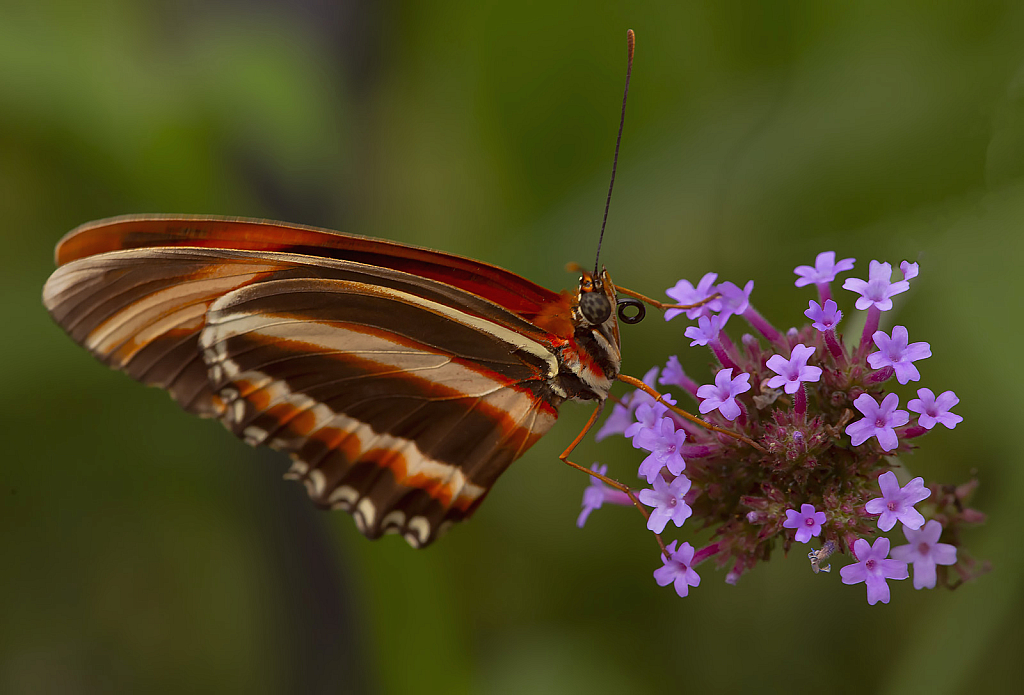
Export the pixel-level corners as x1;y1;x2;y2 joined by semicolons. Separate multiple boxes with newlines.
710;340;739;371
824;328;846;364
899;425;928;440
693;542;723;565
605;489;635;506
866;367;894;385
859;306;880;357
816;282;832;304
742;306;783;346
679;444;718;458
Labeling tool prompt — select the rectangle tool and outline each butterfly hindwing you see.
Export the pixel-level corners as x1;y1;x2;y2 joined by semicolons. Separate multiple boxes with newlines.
198;277;561;546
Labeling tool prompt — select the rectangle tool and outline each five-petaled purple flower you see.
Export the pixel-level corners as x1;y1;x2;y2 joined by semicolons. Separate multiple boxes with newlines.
864;471;931;531
842;260;910;311
696;368;751;421
577;463;631;528
665;273;720;321
805;299;842;332
716;280;754;320
624;398;673;444
868;325;931;384
635;417;687;484
908;388;962;430
684;314;726;346
765;344;822;394
639;475;693;533
840;537;909;605
782;504;827;543
794;251;855;286
653;541;701;598
889;519;957;589
845;393;909;451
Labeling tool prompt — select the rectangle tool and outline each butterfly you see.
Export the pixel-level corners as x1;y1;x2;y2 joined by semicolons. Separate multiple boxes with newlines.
40;30;683;549
43;215;654;547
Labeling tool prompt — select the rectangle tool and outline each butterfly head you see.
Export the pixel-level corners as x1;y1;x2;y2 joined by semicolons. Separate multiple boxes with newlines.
577;269;614;326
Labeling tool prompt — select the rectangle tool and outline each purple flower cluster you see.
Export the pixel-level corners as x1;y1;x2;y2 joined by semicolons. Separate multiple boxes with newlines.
579;251;986;603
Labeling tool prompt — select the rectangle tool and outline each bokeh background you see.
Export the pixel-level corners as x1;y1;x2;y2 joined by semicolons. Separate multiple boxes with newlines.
3;1;1023;693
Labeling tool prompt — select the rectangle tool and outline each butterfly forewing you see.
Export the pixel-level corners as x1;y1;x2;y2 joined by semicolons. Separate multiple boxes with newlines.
54;216;569;325
43;248;306;416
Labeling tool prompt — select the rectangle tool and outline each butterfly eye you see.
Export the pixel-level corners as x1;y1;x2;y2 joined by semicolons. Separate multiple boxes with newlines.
579;289;612;324
616;297;646;324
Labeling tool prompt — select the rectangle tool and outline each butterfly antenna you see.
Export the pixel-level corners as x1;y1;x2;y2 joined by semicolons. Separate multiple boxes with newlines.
594;28;635;278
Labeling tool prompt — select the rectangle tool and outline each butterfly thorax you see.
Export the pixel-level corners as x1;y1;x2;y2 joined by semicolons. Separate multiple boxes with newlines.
548;268;622;403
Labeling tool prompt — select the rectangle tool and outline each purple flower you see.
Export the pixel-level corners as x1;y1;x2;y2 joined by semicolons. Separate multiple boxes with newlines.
765;344;822;394
577;463;632;528
864;471;931;531
907;388;962;430
665;273;720;321
696;368;751;421
595;366;660;441
842;260;910;312
639;475;693;533
653;541;701;598
845;393;910;451
623;395;675;444
794;251;856;286
839;537;909;605
684;314;726;346
868;326;931;384
716;280;754;319
595;399;637;442
804;299;842;332
782;503;827;543
659;355;689;390
889;519;957;589
579;245;975;600
635;417;687;484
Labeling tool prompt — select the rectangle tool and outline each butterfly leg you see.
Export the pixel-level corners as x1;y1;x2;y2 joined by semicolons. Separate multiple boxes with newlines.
617;374;766;452
559;401;670;557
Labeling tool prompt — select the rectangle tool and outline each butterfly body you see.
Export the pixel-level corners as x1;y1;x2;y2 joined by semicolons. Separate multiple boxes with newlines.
44;215;622;547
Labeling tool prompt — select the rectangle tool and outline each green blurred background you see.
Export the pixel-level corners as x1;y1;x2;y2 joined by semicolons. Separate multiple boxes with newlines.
3;1;1023;693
